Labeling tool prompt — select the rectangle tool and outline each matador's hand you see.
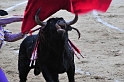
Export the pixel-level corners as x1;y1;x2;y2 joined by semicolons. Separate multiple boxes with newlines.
0;10;8;16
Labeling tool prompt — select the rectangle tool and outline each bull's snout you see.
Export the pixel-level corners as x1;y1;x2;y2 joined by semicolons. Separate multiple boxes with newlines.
55;23;65;33
57;29;65;33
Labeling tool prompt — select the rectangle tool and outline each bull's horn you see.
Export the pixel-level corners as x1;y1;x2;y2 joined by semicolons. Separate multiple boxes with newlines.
35;8;46;26
67;14;78;25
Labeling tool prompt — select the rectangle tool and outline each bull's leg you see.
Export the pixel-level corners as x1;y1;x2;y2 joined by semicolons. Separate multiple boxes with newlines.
19;67;30;82
34;61;41;75
18;53;31;82
41;65;54;82
67;65;75;82
52;74;59;82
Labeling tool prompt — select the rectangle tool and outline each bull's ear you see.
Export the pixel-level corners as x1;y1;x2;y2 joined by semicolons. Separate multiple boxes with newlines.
67;26;72;31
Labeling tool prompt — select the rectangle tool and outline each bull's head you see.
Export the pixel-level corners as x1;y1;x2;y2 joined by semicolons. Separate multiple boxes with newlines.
35;8;80;39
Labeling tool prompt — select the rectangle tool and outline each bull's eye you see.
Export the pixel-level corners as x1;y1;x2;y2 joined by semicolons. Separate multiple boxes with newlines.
58;20;60;22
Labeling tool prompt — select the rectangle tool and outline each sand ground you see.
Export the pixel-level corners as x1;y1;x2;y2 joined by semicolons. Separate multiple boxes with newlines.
0;0;124;82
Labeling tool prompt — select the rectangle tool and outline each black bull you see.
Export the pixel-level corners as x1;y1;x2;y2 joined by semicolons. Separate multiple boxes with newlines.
18;8;80;82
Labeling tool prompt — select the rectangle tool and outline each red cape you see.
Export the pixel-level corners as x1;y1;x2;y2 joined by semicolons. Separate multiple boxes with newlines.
21;0;112;33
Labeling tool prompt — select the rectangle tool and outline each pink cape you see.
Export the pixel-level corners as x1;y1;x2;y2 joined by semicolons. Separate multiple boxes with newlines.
21;0;112;33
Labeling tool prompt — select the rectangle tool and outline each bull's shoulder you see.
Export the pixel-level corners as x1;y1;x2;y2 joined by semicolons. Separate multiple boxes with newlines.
20;35;38;46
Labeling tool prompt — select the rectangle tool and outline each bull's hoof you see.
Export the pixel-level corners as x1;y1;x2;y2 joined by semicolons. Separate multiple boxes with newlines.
34;69;41;75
